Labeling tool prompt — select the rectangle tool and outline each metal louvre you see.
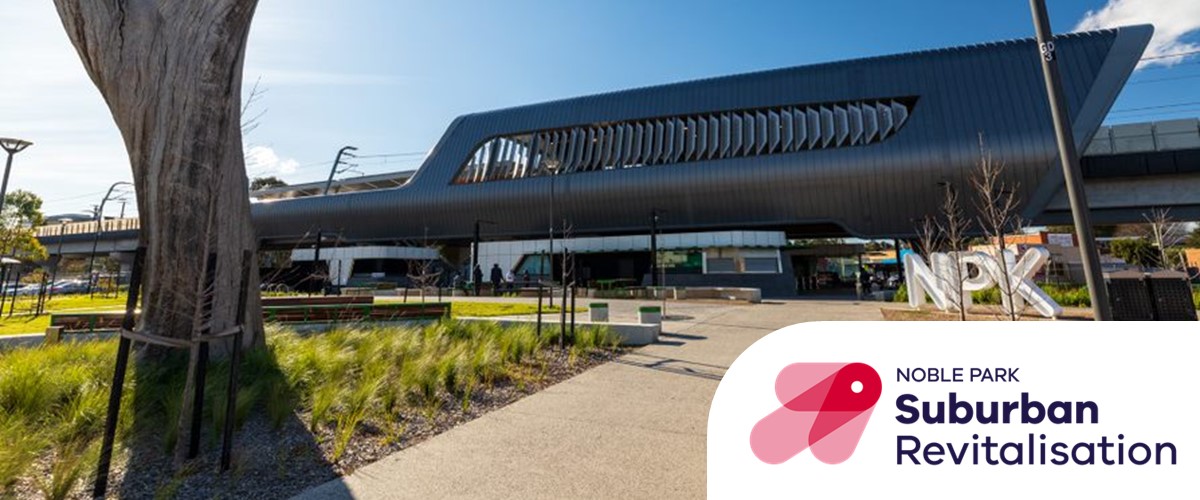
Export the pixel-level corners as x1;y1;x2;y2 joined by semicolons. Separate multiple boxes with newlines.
453;97;917;183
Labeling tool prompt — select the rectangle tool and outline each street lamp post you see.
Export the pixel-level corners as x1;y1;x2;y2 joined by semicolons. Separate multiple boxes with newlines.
472;219;496;296
546;163;560;307
86;182;133;297
313;146;358;295
649;210;661;287
0;138;33;216
1028;0;1112;321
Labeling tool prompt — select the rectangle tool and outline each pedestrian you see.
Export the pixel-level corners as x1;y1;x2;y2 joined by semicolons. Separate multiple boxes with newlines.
505;270;515;292
522;270;531;287
490;263;503;296
473;264;483;296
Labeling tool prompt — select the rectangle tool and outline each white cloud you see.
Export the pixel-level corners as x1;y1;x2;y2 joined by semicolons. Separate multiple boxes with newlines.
1075;0;1200;68
245;146;299;176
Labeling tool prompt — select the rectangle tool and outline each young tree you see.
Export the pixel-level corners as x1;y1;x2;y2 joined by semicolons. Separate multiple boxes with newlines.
406;230;445;302
913;215;941;262
1142;208;1189;271
53;2;263;347
937;183;972;321
971;137;1026;320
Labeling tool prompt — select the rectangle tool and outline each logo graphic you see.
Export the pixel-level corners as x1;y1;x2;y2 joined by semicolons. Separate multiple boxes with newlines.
749;363;881;464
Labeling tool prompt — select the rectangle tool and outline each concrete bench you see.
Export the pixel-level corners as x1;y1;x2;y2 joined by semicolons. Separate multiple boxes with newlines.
673;287;762;303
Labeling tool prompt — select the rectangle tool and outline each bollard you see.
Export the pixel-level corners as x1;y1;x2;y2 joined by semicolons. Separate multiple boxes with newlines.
638;305;662;325
589;303;609;322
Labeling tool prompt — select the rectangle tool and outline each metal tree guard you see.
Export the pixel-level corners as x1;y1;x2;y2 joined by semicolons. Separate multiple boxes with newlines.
93;248;254;497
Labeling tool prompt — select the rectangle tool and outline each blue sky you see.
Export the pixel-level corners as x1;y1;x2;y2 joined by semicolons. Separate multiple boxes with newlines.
2;0;1199;216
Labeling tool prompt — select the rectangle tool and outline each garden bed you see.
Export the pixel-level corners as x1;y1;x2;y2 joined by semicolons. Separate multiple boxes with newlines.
0;320;622;499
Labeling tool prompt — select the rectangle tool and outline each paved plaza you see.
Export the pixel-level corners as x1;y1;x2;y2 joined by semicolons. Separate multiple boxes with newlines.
297;298;883;499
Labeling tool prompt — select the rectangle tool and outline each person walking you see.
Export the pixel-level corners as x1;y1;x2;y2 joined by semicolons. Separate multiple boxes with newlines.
472;264;484;297
490;263;504;296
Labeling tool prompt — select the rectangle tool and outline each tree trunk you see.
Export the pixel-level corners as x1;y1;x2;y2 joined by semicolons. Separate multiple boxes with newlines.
53;1;264;348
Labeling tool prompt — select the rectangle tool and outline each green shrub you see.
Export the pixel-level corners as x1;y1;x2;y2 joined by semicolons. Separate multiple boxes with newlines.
899;281;1094;309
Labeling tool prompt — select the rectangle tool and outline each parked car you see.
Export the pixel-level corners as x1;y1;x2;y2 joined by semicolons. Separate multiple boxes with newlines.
50;280;89;294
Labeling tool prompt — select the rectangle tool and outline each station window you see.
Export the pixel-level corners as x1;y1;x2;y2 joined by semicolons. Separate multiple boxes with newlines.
704;248;781;274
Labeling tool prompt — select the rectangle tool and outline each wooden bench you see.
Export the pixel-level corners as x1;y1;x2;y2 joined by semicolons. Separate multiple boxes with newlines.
262;301;451;324
49;312;128;333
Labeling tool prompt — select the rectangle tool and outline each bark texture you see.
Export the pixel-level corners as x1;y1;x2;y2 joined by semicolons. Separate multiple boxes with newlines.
53;1;264;348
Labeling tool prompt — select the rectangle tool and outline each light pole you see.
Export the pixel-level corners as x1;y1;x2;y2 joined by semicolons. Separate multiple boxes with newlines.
87;181;133;297
472;219;496;296
649;210;662;287
1029;0;1112;321
0;137;33;216
546;162;560;306
313;146;357;295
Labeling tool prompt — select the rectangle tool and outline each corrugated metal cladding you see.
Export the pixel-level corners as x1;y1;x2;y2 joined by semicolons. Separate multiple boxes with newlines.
252;26;1152;243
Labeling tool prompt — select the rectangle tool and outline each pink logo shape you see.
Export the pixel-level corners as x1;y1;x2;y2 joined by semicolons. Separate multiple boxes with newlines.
749;362;881;464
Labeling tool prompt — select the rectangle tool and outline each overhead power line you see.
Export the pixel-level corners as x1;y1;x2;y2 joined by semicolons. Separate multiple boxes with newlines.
1128;73;1200;86
1108;100;1200;114
1140;49;1200;61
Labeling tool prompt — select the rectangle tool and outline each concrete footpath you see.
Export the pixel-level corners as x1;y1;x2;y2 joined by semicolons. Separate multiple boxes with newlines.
296;299;883;499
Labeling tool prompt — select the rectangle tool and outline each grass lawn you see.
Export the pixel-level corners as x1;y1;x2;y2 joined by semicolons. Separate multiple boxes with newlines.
0;294;128;336
7;294;128;314
447;301;584;318
0;315;52;336
0;298;583;336
0;321;619;498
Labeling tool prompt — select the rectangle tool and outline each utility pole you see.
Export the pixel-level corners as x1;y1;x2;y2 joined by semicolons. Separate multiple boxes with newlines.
314;146;357;295
86;181;132;297
1029;0;1112;321
0;138;33;216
